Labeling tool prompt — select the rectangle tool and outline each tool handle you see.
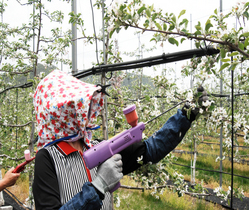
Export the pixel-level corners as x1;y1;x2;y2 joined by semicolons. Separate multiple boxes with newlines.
110;182;121;193
13;157;35;173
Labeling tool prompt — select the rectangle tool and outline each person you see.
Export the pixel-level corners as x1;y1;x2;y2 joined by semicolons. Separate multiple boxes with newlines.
32;70;208;210
0;167;20;191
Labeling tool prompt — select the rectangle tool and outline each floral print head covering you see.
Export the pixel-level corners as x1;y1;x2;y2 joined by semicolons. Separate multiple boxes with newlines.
33;70;104;150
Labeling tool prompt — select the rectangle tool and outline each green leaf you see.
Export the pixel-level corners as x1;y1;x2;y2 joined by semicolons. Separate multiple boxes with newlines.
180;38;186;43
155;22;162;31
179;19;188;27
146;9;151;17
244;37;249;48
187;108;191;120
205;20;213;32
195;42;200;48
205;23;213;31
194;30;201;36
109;29;115;38
172;15;176;23
195;25;202;31
157;177;162;184
138;6;146;15
231;63;238;71
168;37;178;46
219;63;230;71
221;58;230;62
178;10;186;19
220;48;226;58
214;8;217;15
175;39;179;46
145;95;150;101
238;42;244;50
230;51;239;57
163;23;167;31
169;23;175;31
240;32;249;38
152;13;157;21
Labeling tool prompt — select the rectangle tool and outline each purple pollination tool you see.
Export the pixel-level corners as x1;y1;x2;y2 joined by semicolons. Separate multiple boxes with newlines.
83;104;145;192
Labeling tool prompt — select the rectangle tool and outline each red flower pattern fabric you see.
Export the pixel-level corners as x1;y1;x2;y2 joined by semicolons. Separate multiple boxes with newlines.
33;70;104;150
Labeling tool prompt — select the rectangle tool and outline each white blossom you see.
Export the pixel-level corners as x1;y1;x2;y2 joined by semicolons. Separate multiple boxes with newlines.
115;196;120;207
186;90;193;102
107;25;114;33
137;155;143;162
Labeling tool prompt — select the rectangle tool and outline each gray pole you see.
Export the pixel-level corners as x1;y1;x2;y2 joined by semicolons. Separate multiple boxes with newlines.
32;1;35;147
72;0;77;74
102;0;108;140
219;0;223;188
190;14;193;89
189;13;195;185
0;2;4;206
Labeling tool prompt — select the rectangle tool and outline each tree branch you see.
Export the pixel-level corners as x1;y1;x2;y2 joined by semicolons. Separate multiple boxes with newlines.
120;185;211;196
0;154;24;161
120;22;249;58
0;121;33;127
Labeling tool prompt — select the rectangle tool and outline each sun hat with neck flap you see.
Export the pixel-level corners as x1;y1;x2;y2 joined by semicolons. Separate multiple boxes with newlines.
33;70;105;150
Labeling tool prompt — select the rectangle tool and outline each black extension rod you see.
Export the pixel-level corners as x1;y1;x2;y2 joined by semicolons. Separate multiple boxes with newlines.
0;46;220;95
73;46;220;79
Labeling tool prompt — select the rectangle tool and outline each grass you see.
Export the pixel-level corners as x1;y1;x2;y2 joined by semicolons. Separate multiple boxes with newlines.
174;134;249;197
173;153;249;194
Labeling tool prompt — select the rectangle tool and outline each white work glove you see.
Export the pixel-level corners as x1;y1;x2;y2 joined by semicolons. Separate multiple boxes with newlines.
182;86;209;122
92;154;123;195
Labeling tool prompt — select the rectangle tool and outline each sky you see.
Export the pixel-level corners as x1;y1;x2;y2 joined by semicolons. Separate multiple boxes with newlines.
2;0;245;88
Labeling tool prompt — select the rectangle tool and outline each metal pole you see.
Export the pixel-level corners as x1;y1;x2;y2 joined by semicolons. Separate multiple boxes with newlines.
72;0;77;74
219;0;223;189
0;0;3;64
189;13;194;185
102;0;108;140
33;2;36;77
231;56;234;209
0;3;3;204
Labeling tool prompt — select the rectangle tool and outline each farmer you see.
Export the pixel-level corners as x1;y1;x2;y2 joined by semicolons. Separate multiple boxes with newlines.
32;70;208;210
0;168;20;191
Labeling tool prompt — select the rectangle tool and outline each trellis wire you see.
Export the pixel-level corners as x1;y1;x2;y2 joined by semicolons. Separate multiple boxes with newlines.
172;162;249;180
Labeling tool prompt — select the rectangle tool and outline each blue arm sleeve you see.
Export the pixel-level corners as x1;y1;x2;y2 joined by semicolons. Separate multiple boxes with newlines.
59;182;102;210
145;109;191;163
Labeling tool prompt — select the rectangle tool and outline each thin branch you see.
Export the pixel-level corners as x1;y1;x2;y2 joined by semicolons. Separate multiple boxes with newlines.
0;154;24;161
120;22;249;58
120;185;211;196
15;0;33;6
34;0;42;76
39;36;64;43
0;121;33;127
107;102;122;107
72;36;97;42
0;82;33;95
0;69;33;75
